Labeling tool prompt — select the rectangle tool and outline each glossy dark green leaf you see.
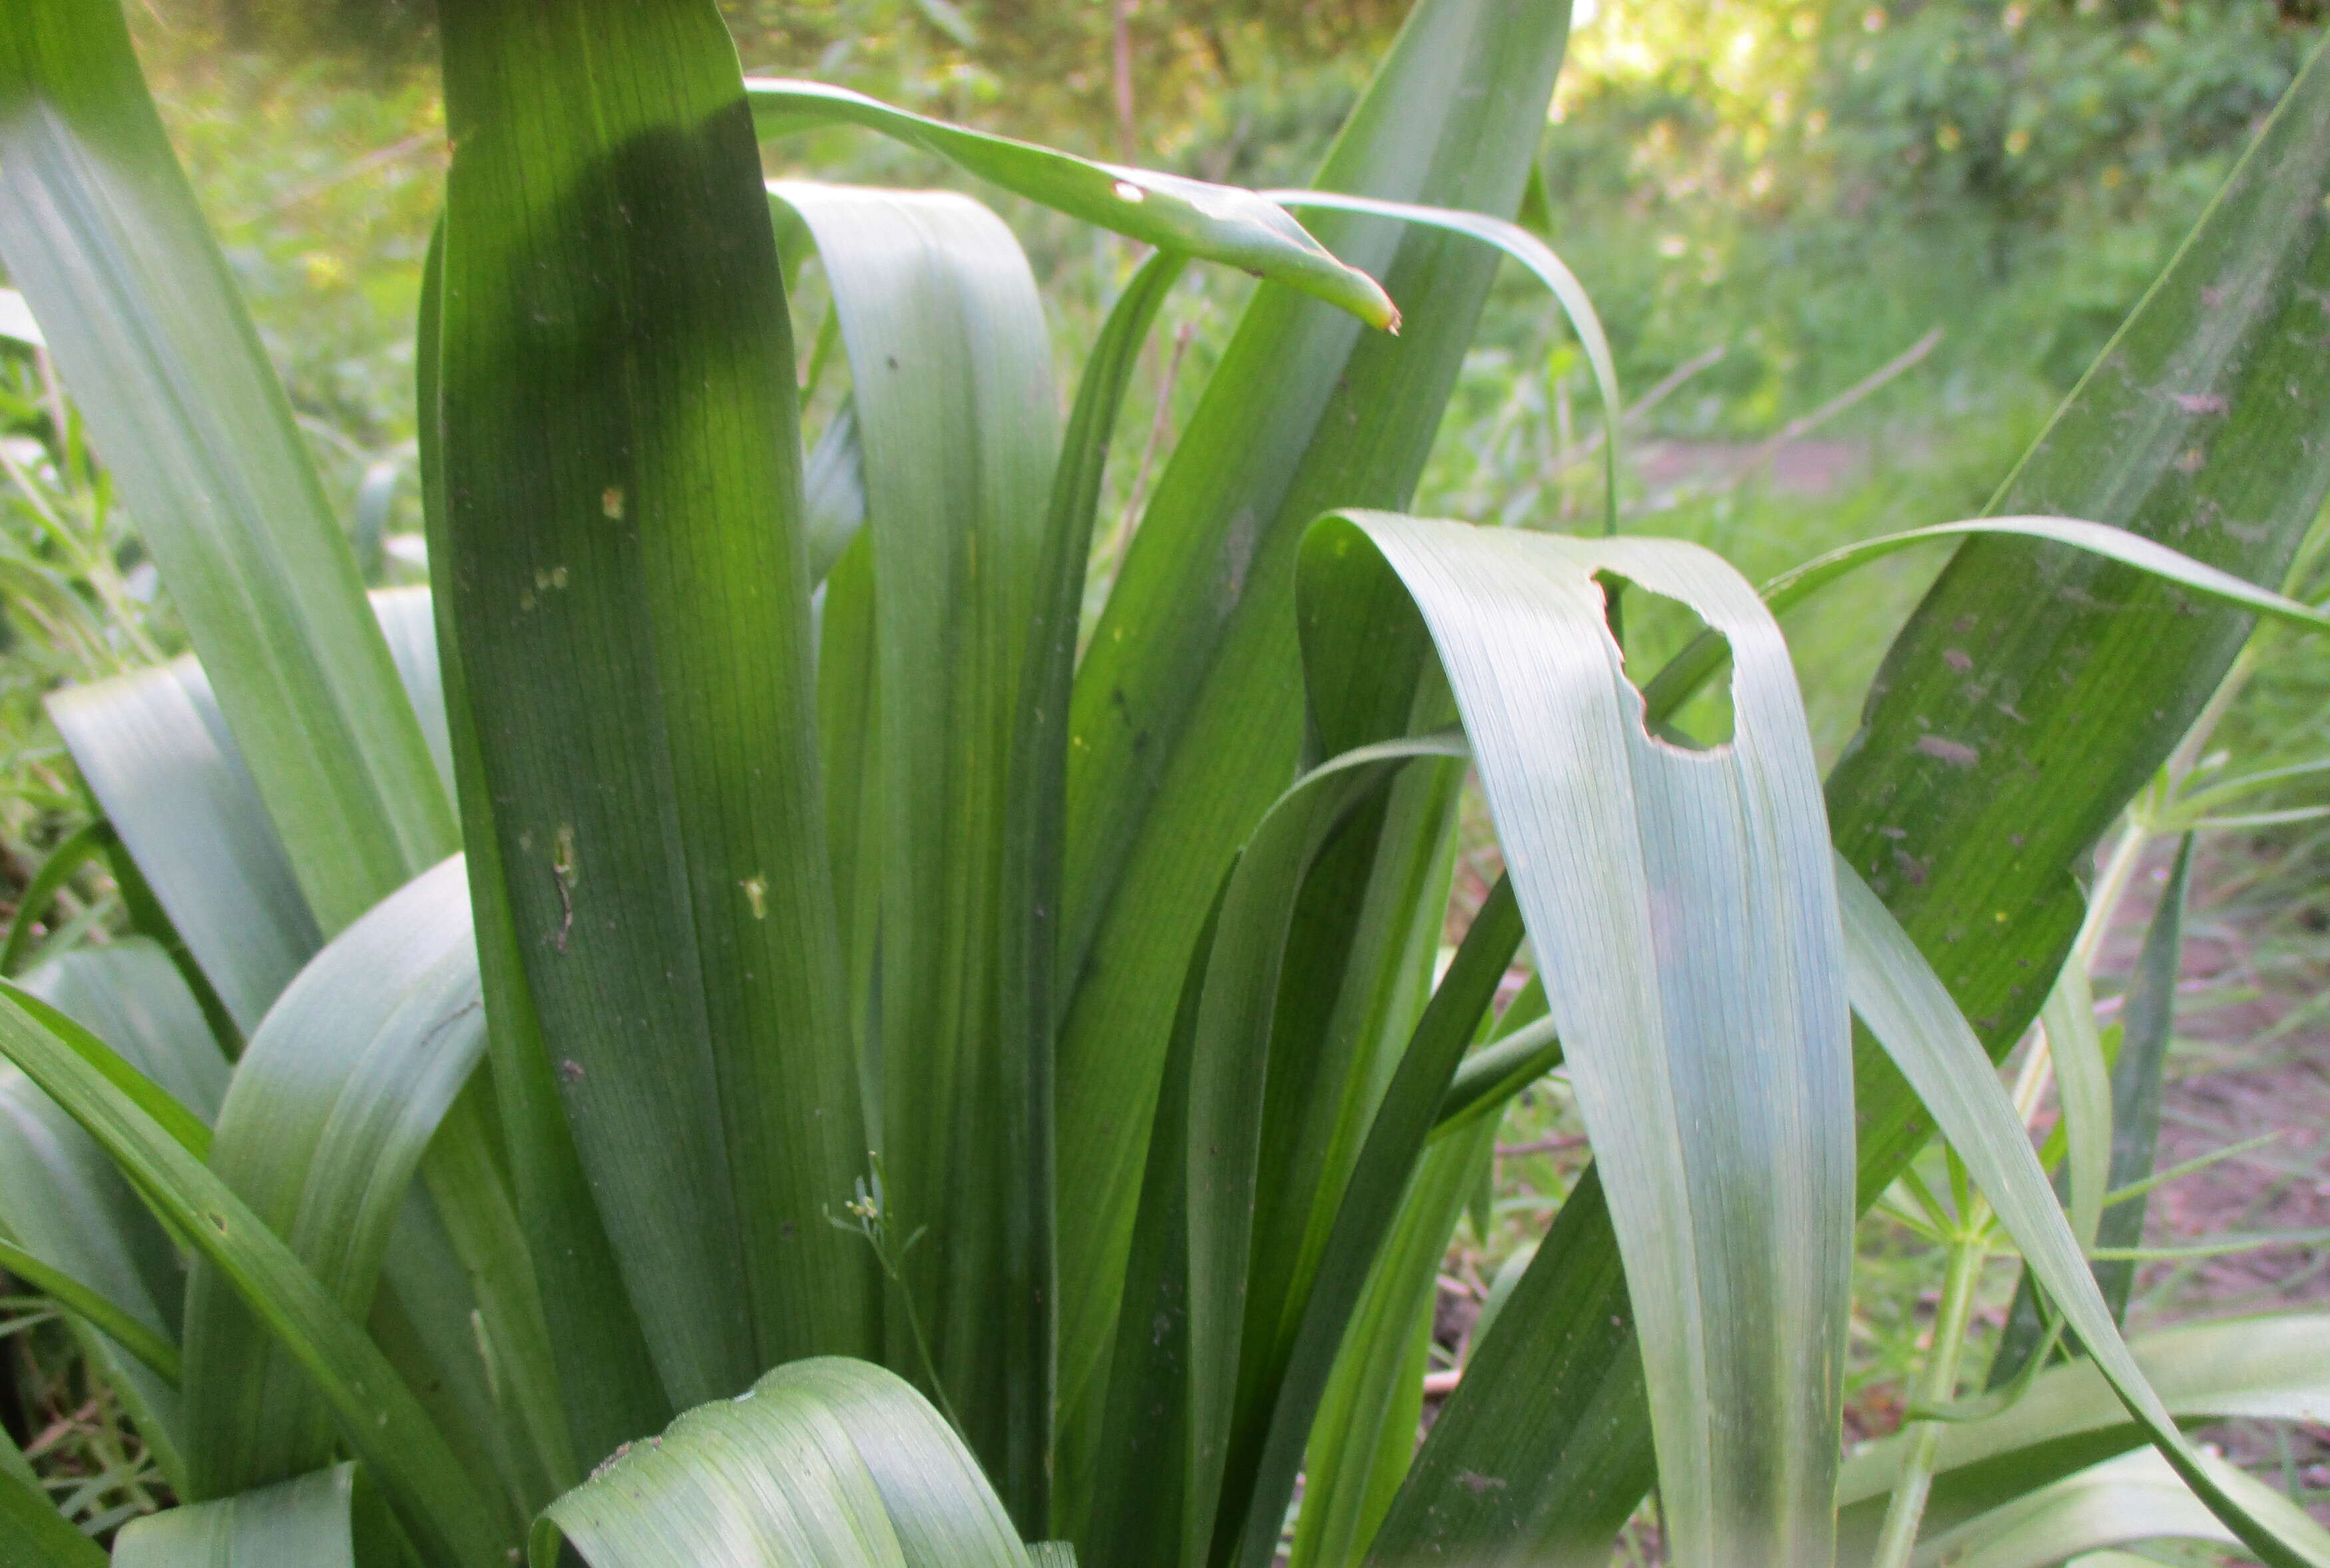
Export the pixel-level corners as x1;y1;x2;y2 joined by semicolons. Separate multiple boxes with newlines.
417;222;669;1470
435;0;871;1412
0;0;454;936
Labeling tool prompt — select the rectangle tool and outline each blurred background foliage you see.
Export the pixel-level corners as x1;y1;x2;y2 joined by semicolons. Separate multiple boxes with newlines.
4;0;2329;1531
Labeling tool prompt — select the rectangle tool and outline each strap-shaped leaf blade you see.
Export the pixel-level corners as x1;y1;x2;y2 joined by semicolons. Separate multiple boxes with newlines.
417;224;670;1469
49;663;320;1038
1837;1314;2330;1553
766;182;1058;1519
1313;514;1853;1568
1053;5;1578;1518
435;0;871;1410
0;986;507;1568
746;81;1394;331
1839;863;2327;1568
0;0;454;936
178;858;499;1509
1372;37;2330;1565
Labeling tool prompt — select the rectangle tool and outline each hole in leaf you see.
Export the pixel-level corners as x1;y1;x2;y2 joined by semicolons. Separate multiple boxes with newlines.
1596;572;1734;749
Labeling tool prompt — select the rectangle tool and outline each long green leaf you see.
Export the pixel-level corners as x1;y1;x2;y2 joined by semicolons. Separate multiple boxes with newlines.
1313;514;1852;1568
745;81;1393;331
1084;734;1466;1568
1838;861;2326;1568
766;180;1058;1519
1375;38;2330;1565
416;222;668;1469
1263;190;1622;534
21;940;227;1125
1214;867;1523;1568
532;1358;1027;1568
0;986;507;1568
997;248;1186;1529
0;0;453;936
1913;1448;2330;1568
1837;1314;2330;1555
179;857;482;1497
0;1236;178;1383
1054;5;1576;1527
1643;515;2330;721
1994;835;2197;1384
0;1468;103;1568
49;664;320;1037
435;0;871;1410
1289;1125;1496;1568
113;1464;397;1568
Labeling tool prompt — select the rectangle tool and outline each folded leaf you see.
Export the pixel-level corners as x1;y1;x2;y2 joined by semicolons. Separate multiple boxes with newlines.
533;1358;1027;1568
0;984;507;1568
1314;514;1853;1568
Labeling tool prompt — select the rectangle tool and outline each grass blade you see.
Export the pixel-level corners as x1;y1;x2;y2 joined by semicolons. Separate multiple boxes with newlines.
746;81;1394;330
0;0;453;935
435;0;871;1408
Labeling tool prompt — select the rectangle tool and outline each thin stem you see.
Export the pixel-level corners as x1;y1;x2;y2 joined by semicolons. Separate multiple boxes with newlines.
1867;1223;1988;1568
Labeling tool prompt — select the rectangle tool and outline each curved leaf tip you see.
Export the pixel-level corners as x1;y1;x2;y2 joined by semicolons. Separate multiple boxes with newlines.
746;77;1399;331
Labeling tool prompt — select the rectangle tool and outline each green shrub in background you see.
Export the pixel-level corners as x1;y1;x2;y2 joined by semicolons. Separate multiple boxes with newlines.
1;1;2329;1567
